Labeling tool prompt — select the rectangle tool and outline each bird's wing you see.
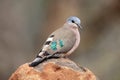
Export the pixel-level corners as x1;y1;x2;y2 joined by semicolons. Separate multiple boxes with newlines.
41;27;76;55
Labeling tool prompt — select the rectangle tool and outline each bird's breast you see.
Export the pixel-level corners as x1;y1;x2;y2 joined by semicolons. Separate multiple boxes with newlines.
66;28;80;55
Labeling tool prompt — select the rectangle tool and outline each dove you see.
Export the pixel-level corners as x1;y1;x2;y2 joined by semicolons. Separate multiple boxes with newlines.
29;16;82;67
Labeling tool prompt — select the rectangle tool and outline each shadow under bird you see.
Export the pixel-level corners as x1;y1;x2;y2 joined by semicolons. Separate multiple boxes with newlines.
29;16;82;67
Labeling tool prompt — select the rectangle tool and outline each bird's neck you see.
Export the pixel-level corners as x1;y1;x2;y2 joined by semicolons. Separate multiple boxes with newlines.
63;23;78;29
63;23;80;55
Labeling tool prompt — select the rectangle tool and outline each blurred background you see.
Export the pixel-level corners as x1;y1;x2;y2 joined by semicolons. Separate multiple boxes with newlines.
0;0;120;80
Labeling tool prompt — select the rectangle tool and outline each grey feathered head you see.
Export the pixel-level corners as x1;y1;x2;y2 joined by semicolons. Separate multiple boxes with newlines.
67;16;82;29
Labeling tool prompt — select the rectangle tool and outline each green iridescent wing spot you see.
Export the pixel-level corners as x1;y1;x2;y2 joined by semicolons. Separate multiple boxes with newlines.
50;41;57;50
59;40;64;47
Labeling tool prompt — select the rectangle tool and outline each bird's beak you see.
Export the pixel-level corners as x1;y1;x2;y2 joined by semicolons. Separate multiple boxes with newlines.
77;24;82;29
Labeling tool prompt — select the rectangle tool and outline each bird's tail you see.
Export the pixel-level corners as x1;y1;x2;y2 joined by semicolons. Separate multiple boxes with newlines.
29;56;43;67
29;35;55;67
29;50;52;67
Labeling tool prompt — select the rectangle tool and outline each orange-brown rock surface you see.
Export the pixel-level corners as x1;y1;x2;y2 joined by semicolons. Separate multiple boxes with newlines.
9;58;96;80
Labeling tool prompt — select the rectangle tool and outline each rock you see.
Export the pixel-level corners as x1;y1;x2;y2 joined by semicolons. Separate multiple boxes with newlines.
9;58;96;80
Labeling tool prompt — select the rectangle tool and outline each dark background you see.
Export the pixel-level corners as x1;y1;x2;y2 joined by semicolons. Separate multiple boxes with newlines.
0;0;120;80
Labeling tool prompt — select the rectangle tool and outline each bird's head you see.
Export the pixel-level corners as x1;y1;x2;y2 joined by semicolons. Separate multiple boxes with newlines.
66;16;82;29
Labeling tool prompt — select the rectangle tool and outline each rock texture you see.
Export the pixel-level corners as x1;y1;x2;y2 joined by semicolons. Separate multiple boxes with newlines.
9;58;96;80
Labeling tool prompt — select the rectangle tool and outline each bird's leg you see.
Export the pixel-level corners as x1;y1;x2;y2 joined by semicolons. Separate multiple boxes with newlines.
45;54;55;59
45;52;62;60
51;53;61;58
50;52;66;58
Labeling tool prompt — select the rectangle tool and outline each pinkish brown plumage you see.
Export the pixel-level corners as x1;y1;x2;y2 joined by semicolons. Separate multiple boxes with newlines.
29;16;82;67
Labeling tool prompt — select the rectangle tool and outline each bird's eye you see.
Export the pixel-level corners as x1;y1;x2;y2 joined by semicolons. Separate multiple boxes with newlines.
71;20;75;23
